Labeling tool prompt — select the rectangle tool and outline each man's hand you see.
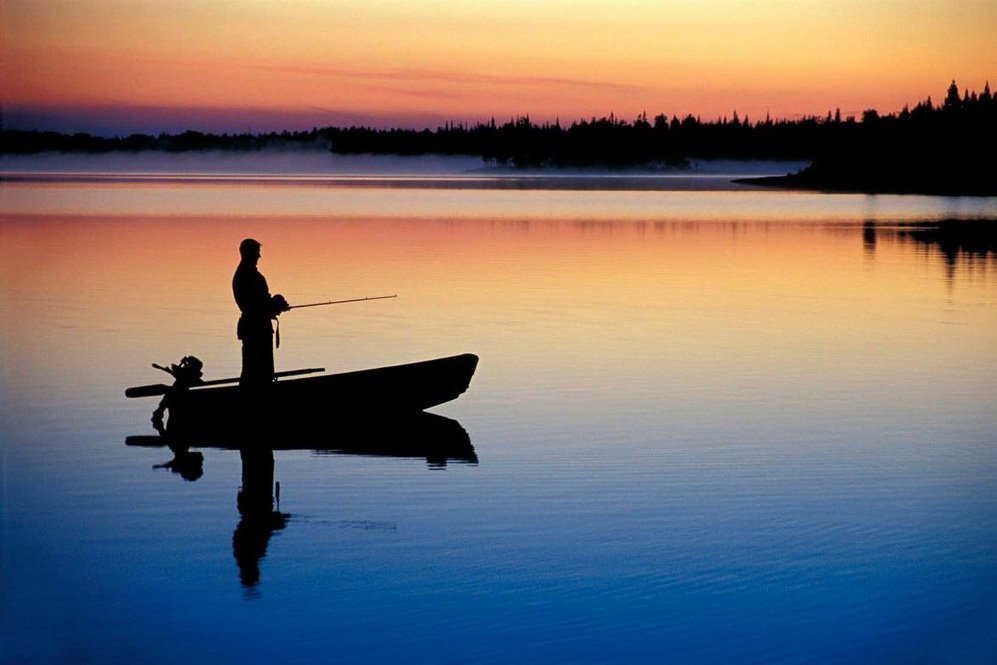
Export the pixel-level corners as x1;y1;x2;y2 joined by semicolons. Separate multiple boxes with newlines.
271;294;291;314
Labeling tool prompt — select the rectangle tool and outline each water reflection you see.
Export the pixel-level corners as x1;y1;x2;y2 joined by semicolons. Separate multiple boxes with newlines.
862;219;997;284
2;198;994;662
233;446;289;592
128;412;476;466
862;220;877;257
896;219;997;270
127;411;474;590
150;442;204;481
4;179;995;221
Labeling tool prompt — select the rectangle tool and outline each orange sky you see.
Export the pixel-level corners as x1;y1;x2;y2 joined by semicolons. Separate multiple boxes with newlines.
3;0;995;134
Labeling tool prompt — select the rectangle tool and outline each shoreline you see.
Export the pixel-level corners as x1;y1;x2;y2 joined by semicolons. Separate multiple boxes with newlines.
735;165;997;197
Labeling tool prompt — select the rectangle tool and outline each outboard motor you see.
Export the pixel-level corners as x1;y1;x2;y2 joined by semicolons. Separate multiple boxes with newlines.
161;356;204;386
152;355;205;431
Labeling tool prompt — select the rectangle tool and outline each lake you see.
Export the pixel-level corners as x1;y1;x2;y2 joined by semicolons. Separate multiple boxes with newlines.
1;159;996;664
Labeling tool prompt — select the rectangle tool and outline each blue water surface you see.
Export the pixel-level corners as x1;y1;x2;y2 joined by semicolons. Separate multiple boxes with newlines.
1;174;996;664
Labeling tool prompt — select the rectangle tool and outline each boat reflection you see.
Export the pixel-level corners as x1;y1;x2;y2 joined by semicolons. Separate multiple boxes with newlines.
126;411;475;591
127;411;477;466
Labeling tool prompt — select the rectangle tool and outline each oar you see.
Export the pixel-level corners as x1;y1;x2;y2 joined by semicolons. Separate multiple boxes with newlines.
125;367;325;398
289;294;396;309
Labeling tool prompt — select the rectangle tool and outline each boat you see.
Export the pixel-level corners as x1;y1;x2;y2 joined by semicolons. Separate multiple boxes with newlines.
128;353;479;429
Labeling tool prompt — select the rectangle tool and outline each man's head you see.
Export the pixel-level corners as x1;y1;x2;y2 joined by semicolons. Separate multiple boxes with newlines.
239;238;262;264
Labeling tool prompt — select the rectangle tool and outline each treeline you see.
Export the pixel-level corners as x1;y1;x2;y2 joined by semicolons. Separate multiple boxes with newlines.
0;128;328;154
323;113;825;166
2;82;994;173
0;113;854;165
327;81;997;169
742;81;997;195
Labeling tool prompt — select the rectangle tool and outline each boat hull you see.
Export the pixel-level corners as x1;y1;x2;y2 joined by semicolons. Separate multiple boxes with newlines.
166;353;478;429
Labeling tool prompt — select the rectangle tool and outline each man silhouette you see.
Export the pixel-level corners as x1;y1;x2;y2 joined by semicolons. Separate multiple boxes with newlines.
232;239;289;388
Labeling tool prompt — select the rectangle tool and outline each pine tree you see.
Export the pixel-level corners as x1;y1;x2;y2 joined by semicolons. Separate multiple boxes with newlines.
944;80;961;110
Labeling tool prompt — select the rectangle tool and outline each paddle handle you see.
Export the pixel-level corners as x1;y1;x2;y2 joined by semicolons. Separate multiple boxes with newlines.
125;383;171;398
125;367;325;398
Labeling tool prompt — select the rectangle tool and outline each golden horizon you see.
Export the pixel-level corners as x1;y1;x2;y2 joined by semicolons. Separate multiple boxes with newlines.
3;1;995;132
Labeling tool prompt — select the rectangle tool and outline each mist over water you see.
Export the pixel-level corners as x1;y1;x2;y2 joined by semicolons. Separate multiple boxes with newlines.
1;150;808;186
1;149;486;176
1;172;995;664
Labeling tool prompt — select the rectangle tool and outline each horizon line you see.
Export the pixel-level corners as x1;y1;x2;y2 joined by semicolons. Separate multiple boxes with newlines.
4;81;989;138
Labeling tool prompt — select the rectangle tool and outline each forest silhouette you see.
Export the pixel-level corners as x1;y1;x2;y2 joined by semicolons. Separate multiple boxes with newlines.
3;82;995;194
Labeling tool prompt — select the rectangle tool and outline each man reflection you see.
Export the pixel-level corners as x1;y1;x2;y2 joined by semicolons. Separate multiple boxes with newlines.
233;445;289;590
232;238;290;389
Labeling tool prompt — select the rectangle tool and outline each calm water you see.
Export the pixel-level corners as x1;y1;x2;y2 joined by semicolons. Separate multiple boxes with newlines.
1;172;996;664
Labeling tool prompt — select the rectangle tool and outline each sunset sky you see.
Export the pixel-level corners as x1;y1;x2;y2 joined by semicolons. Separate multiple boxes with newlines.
3;0;995;135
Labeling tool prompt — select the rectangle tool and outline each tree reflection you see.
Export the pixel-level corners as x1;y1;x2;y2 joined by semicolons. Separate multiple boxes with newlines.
894;219;997;283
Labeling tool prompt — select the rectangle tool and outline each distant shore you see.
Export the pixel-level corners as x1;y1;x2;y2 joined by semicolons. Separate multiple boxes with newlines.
734;167;997;197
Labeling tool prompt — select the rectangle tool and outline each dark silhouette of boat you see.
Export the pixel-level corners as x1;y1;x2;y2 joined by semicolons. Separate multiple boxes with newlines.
128;353;478;428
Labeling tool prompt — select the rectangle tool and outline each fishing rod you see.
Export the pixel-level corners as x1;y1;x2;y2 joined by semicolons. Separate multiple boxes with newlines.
276;294;395;348
289;294;397;309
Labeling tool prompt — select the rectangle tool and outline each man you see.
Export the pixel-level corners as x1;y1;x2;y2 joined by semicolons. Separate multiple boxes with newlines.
232;238;290;388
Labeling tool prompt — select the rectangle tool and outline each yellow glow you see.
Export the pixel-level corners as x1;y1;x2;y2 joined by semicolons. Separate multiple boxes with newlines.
3;1;995;125
3;212;994;382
